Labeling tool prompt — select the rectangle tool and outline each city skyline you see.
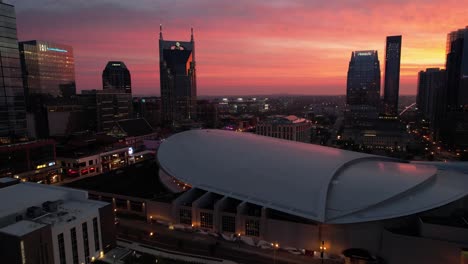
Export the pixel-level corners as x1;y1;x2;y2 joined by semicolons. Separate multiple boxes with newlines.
10;0;467;95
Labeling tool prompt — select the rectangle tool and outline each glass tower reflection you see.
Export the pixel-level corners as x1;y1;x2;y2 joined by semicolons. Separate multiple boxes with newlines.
0;1;26;143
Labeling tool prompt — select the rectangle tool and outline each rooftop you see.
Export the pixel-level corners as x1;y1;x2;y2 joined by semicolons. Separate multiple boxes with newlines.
158;130;468;224
0;182;108;237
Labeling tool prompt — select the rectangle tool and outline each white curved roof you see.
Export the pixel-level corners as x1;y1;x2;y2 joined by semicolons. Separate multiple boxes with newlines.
157;130;468;224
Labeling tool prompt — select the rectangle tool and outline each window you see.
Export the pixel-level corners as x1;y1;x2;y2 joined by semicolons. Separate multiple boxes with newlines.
93;218;100;251
130;201;143;212
70;228;78;264
82;222;90;261
58;233;66;264
200;212;213;229
222;215;236;233
245;218;260;237
179;208;192;225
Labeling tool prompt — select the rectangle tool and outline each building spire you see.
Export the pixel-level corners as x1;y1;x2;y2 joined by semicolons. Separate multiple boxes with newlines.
191;27;194;42
159;24;163;40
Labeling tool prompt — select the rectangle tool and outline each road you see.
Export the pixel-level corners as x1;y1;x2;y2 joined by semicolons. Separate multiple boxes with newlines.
117;217;342;264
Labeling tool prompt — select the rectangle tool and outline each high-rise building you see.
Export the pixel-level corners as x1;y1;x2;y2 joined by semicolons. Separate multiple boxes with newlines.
159;26;197;125
102;61;131;94
0;1;27;143
440;26;468;147
79;89;133;132
346;50;381;107
383;36;402;115
19;40;76;98
416;68;446;139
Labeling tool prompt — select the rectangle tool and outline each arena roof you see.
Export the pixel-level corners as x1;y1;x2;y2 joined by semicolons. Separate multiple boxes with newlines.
157;130;468;224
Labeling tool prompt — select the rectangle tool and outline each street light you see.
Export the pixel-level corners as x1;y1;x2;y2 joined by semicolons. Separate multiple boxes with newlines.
272;242;279;264
319;240;327;264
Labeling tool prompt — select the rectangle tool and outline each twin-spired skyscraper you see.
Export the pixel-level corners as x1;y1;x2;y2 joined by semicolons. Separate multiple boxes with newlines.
159;26;197;126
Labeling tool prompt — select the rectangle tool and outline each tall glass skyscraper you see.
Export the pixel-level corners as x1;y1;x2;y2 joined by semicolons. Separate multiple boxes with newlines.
102;61;131;94
440;26;468;147
0;1;27;143
19;40;76;98
383;35;402;116
346;50;381;107
159;26;197;125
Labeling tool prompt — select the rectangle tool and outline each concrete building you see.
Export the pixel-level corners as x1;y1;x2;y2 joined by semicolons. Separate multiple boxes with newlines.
159;26;197;125
256;115;311;143
79;89;133;132
0;140;60;183
0;181;116;264
57;146;134;178
153;130;468;264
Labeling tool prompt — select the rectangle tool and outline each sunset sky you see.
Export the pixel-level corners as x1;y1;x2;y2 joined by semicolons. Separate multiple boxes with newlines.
10;0;468;95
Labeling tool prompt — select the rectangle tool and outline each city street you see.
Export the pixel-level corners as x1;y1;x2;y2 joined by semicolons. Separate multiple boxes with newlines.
116;217;341;264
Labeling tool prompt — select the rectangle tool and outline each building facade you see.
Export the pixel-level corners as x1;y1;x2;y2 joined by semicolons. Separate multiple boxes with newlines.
79;89;133;132
440;26;468;148
19;40;76;98
346;50;381;107
0;1;27;143
0;182;116;264
102;61;131;94
159;26;197;125
0;139;60;183
383;35;402;116
256;115;311;143
416;68;446;140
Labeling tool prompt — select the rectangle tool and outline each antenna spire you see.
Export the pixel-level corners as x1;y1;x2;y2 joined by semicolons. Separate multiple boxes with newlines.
159;24;163;40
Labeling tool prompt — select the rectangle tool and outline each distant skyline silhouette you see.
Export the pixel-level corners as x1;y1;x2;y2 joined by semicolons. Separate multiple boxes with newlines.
11;0;466;95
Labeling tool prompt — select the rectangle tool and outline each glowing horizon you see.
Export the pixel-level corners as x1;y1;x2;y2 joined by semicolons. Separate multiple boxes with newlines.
12;0;467;96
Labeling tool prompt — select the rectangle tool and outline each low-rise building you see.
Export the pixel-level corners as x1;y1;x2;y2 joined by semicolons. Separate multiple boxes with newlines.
0;140;60;183
0;181;116;264
256;115;312;143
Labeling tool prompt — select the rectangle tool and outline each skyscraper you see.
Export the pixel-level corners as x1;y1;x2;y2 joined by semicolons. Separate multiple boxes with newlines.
416;68;446;140
346;50;381;107
440;26;468;147
102;61;131;94
19;40;76;98
0;1;27;143
159;26;197;125
383;35;402;116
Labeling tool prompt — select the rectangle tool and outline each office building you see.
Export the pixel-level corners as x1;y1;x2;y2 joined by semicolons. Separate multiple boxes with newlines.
0;1;27;143
153;129;468;264
79;89;133;132
102;61;131;94
0;139;59;183
416;68;446;140
383;36;402;115
256;115;311;143
19;40;76;98
133;97;161;128
441;26;468;147
346;50;381;107
0;181;116;264
159;26;197;125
